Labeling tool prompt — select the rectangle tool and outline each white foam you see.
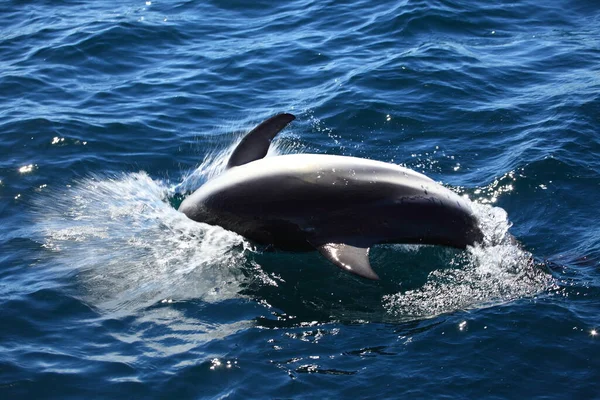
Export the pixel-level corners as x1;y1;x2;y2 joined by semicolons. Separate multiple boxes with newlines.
383;201;552;318
32;172;264;316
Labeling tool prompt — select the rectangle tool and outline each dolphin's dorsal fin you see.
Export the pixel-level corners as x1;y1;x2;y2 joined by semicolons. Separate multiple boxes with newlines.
226;113;296;169
316;243;379;280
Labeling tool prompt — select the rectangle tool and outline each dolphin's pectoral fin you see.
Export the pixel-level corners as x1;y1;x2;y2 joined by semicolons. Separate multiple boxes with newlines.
226;113;296;169
316;243;379;280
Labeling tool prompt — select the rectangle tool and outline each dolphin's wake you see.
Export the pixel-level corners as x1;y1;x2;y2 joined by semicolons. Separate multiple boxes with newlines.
29;119;553;320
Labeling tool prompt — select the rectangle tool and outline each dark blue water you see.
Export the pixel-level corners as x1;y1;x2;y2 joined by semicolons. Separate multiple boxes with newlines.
1;0;599;398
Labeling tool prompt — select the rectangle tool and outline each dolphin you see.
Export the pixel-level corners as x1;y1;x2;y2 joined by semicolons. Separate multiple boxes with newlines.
179;113;483;280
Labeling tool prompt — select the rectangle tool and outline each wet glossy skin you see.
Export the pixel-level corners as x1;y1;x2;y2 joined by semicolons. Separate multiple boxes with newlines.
179;154;483;250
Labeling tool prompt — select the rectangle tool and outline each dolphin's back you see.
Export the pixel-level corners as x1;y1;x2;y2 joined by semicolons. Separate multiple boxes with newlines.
179;154;478;247
178;114;483;280
181;154;435;216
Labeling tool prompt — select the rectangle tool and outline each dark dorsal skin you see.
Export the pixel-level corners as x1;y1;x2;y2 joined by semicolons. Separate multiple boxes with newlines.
226;113;295;169
179;114;484;280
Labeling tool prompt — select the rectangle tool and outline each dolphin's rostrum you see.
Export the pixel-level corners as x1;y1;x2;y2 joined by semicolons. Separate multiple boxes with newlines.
179;113;483;280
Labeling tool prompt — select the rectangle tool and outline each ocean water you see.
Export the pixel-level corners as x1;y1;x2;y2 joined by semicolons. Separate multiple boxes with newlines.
1;0;599;398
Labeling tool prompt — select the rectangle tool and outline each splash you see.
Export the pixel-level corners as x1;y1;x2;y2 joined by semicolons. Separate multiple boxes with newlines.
31;172;258;315
174;117;305;196
382;201;552;318
28;115;308;316
174;142;236;195
29;116;306;316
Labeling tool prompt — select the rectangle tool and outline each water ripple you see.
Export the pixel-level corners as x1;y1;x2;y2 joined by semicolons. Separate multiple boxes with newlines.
1;0;600;397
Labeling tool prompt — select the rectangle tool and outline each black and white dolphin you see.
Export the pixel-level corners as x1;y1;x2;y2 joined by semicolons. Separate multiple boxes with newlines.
179;113;483;280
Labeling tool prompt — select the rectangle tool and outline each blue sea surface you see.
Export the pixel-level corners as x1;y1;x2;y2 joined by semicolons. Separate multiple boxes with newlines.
1;0;599;398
